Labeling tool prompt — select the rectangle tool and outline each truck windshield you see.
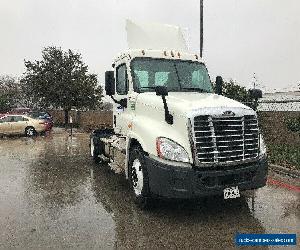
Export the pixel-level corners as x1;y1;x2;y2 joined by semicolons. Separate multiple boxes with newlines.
131;58;213;93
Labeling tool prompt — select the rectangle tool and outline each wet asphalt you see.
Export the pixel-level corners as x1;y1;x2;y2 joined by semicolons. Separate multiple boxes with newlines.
0;131;299;250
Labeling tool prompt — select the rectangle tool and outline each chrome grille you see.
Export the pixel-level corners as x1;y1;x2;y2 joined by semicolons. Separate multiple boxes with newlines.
193;115;259;164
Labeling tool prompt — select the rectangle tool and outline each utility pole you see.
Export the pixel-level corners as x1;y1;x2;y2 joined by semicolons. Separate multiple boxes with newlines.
253;73;257;89
200;0;204;57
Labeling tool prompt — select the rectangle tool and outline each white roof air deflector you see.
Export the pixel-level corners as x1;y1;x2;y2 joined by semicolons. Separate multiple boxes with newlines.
126;19;188;52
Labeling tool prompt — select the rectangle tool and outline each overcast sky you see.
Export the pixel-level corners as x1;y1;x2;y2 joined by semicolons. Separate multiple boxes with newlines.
0;0;299;91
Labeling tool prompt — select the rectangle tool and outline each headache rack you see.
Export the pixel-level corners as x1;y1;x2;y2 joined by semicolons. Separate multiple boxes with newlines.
191;115;260;166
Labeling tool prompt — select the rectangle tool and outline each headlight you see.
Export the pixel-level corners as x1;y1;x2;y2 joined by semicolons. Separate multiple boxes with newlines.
259;134;267;156
156;137;189;163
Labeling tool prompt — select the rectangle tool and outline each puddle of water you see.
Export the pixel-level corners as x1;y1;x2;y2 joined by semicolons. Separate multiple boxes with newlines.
0;133;299;249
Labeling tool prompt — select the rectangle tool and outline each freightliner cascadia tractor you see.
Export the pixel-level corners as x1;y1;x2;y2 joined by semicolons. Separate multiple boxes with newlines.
90;20;267;209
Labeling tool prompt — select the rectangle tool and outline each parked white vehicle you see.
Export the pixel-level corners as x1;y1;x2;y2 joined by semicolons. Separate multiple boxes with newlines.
0;114;49;136
90;21;267;208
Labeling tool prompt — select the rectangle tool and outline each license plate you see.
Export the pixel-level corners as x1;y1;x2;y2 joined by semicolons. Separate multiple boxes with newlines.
224;186;240;199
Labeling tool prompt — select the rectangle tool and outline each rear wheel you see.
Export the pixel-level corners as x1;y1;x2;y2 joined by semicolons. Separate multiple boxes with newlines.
90;137;101;163
129;146;151;209
25;127;36;137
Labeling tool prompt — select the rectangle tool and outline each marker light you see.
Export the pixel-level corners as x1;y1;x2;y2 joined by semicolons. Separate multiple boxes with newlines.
259;134;267;156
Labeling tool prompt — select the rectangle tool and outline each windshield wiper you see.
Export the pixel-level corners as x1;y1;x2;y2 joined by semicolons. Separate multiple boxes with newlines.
180;87;209;93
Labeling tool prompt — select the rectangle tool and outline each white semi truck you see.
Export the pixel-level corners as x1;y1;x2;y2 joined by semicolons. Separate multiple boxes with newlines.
90;21;268;208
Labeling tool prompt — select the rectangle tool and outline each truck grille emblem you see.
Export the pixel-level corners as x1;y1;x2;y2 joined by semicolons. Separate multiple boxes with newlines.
222;110;235;116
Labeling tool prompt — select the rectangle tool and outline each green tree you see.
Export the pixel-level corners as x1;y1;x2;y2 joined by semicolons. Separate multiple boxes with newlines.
0;75;22;112
0;96;10;112
221;79;256;110
21;46;102;124
286;116;300;134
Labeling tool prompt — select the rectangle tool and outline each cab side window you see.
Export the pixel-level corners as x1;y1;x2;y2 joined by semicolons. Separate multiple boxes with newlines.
116;64;128;95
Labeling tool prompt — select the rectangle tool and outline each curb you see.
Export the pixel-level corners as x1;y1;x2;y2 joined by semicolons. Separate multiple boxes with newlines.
269;164;300;178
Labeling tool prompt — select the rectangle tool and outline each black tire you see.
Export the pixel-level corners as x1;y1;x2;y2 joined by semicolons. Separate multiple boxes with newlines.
128;145;152;209
93;146;101;163
25;127;36;137
90;137;101;163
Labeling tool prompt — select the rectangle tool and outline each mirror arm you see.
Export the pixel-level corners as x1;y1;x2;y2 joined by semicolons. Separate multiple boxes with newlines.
155;86;173;125
110;95;117;103
161;95;173;125
110;96;127;108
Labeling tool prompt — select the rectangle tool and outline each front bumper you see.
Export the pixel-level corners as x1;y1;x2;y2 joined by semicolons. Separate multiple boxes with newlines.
145;156;268;199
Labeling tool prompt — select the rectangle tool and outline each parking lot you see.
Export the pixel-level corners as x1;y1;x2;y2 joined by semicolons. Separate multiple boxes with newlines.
0;131;299;249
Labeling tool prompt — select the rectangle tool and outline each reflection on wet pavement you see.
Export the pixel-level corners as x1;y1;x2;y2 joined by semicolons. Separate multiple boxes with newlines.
0;133;299;249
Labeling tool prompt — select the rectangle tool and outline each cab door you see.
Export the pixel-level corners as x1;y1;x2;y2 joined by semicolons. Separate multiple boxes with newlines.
114;63;130;135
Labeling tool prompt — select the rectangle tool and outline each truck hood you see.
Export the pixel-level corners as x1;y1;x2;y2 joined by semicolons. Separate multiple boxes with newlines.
136;92;252;116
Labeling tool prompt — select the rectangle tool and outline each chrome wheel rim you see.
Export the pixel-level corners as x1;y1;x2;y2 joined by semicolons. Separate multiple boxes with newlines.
131;159;143;196
27;128;34;136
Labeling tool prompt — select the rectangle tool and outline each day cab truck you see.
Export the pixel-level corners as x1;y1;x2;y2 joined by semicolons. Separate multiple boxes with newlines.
90;21;268;208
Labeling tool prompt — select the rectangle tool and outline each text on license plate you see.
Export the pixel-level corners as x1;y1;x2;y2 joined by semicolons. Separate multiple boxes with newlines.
224;186;240;199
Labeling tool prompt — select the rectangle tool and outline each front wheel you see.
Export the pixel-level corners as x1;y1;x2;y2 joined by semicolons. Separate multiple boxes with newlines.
129;146;152;209
90;137;101;163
